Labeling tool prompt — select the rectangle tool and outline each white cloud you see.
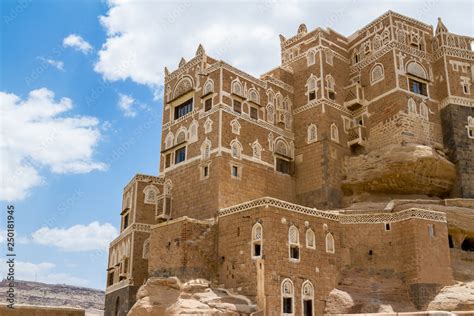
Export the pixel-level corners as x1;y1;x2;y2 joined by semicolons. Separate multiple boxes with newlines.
38;57;64;71
95;0;472;95
0;261;89;287
31;221;118;252
63;34;93;54
0;88;106;201
117;93;136;117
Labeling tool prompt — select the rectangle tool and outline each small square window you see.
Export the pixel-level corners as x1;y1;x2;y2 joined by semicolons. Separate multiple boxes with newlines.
233;100;242;113
253;243;261;257
385;223;391;231
409;79;427;96
123;213;129;230
283;298;293;313
250;107;258;120
204;98;212;112
309;91;316;101
276;158;290;174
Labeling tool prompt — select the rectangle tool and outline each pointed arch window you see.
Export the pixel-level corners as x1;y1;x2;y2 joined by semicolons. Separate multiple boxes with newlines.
289;225;300;261
420;102;429;120
307;124;317;144
201;139;211;160
373;34;382;50
249;89;260;104
188;120;198;143
175;129;187;145
165;132;174;149
467;116;474;138
232;80;243;96
143;185;158;204
330;123;339;143
325;50;334;65
266;104;275;124
203;79;214;95
231;119;241;135
306;229;315;249
352;48;360;64
230;139;242;159
326;232;335;253
281;279;294;315
302;280;314;316
251;223;263;258
252;141;262;160
204;118;213;134
382;29;390;44
307;50;316;66
307;76;317;101
326;75;336;100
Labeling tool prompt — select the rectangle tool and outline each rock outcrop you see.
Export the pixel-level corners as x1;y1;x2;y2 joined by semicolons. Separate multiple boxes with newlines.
342;144;456;199
128;277;257;315
427;281;474;311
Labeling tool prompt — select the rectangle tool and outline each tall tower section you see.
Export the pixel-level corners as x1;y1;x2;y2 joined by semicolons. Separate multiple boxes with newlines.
433;18;474;198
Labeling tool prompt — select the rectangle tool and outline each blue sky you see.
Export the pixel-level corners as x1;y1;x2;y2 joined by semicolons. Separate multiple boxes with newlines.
0;0;472;290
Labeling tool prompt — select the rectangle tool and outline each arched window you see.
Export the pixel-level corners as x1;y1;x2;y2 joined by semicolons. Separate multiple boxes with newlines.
330;123;339;143
306;229;315;249
232;79;243;96
397;29;407;44
266;104;275;124
307;76;317;101
382;29;390;44
307;50;316;66
352;48;360;64
275;139;289;157
275;93;283;109
173;76;193;99
302;280;314;316
143;185;158;204
325;50;334;65
230;119;241;135
230;139;242;159
307;124;317;144
326;75;335;91
252;141;262;159
204;117;213;134
142;239;150;259
468;116;474;126
408;98;417;115
406;61;427;80
249;89;260;104
189;120;198;143
165;132;174;149
268;133;274;151
267;90;275;104
251;223;262;258
281;279;294;315
288;225;300;261
201;139;211;160
373;34;382;50
326;232;335;253
420;102;429;120
203;79;214;95
175;128;187;145
371;64;384;84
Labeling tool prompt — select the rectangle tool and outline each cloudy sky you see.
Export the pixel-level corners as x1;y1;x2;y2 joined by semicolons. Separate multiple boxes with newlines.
0;0;472;290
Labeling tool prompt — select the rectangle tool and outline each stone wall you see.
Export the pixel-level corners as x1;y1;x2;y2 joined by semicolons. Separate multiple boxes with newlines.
0;305;84;316
441;104;474;198
104;285;138;316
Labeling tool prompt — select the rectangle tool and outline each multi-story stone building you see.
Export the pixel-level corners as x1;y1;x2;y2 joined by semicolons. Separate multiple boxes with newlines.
104;11;474;315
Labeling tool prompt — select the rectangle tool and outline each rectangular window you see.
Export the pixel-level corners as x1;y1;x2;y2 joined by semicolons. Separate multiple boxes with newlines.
283;298;293;313
231;165;239;178
303;300;313;316
174;98;193;120
253;243;261;257
164;197;172;217
107;272;114;286
204;98;212;112
165;153;171;168
309;91;316;101
233;100;241;113
250;107;258;120
203;166;209;178
123;213;129;230
290;245;299;260
276;158;290;174
409;79;427;96
385;223;391;231
175;147;186;164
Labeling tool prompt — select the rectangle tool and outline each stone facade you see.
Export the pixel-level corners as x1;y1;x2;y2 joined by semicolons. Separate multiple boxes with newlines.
104;11;473;315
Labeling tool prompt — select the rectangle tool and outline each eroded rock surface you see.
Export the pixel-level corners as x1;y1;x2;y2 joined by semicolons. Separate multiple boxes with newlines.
342;144;456;198
128;277;257;315
427;281;474;311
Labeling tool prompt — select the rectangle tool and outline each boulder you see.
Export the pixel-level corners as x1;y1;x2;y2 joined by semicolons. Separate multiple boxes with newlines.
324;289;355;314
427;281;474;311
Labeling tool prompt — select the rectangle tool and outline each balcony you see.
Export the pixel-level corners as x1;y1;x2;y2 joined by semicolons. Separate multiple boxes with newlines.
347;125;367;147
344;83;366;111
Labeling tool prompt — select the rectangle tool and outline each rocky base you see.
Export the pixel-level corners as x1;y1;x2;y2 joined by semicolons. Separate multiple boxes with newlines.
128;277;257;315
342;144;456;199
